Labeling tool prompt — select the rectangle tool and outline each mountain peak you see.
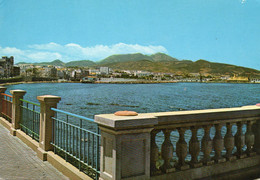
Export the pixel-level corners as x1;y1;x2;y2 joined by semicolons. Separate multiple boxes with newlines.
150;53;178;62
98;53;153;64
98;52;179;64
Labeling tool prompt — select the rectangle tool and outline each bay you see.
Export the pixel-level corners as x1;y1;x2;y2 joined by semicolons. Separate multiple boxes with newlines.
5;82;260;119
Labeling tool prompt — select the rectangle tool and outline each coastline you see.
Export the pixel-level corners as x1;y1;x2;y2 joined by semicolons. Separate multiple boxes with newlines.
94;80;177;84
0;80;177;86
0;80;259;86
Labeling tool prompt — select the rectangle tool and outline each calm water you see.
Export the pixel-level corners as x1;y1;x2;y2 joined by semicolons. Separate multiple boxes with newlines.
5;82;260;118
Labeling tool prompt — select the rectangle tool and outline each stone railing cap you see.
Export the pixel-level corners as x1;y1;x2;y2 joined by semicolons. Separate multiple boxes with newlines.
0;86;7;92
95;105;260;129
95;113;158;129
10;89;26;94
37;95;61;102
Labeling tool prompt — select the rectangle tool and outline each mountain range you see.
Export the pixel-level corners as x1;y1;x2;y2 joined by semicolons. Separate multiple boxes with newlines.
17;53;260;76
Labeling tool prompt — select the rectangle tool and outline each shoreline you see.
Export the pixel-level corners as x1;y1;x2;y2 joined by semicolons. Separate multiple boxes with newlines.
0;80;259;86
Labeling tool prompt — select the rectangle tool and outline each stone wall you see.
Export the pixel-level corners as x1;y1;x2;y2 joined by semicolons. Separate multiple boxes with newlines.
95;105;260;180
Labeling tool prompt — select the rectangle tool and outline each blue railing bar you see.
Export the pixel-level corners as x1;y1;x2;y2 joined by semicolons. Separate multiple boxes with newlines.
87;132;89;165
66;114;69;162
50;143;100;173
92;134;94;168
51;108;95;123
20;99;40;107
83;131;86;163
96;133;100;170
51;117;100;136
79;118;82;171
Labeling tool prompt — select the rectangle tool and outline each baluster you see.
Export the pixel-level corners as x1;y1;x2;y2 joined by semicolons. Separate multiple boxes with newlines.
201;125;214;165
189;126;202;168
224;123;236;161
150;130;161;175
176;128;189;170
213;124;226;163
160;129;175;173
235;122;246;158
245;121;256;156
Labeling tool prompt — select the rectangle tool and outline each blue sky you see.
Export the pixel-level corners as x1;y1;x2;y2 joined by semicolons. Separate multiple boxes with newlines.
0;0;259;70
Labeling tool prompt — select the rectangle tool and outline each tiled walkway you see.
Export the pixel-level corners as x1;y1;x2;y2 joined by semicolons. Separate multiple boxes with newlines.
0;124;69;180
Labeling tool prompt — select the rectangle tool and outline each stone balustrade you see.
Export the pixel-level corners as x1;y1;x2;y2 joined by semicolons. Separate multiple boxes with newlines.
95;105;260;180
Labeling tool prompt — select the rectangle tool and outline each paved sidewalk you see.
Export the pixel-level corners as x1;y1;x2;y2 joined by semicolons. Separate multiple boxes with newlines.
0;124;69;180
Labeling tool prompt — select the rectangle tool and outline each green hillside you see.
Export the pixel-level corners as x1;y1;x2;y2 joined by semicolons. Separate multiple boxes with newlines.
17;59;95;67
31;59;65;66
65;60;96;67
150;52;178;62
98;53;153;64
101;59;260;76
98;52;178;64
15;53;260;76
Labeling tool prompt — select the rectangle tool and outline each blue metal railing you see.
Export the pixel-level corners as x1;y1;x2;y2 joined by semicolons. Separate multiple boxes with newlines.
20;99;40;142
51;108;100;179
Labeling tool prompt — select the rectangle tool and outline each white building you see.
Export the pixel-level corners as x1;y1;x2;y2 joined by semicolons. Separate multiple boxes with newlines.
100;67;110;74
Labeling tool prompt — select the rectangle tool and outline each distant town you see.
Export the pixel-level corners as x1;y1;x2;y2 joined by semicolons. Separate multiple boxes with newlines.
1;56;260;84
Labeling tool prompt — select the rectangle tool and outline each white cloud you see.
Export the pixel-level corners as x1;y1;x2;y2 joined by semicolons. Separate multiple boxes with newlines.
0;43;168;63
0;46;62;63
241;0;246;4
0;47;24;55
27;52;62;62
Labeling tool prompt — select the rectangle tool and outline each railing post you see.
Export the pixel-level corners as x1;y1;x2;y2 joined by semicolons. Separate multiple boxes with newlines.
150;129;161;175
160;129;175;173
201;125;214;165
95;113;157;180
37;95;61;161
245;121;256;156
10;90;26;135
253;119;260;155
176;127;190;170
213;124;226;163
0;86;7;117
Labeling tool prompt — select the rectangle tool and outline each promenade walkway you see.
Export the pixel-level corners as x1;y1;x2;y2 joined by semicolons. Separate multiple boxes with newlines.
0;123;69;180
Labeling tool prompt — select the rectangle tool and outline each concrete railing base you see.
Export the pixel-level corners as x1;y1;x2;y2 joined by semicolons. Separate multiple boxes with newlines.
10;127;17;136
212;165;260;180
150;155;260;180
37;147;48;161
47;151;92;180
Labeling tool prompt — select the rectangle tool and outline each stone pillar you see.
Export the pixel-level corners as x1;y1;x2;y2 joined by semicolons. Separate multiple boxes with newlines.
213;124;225;163
0;86;7;117
10;90;26;135
235;122;246;158
176;127;189;170
201;125;214;165
224;122;236;161
245;121;256;156
37;95;61;160
150;130;161;175
253;119;260;154
189;126;202;167
160;129;175;173
95;113;157;180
